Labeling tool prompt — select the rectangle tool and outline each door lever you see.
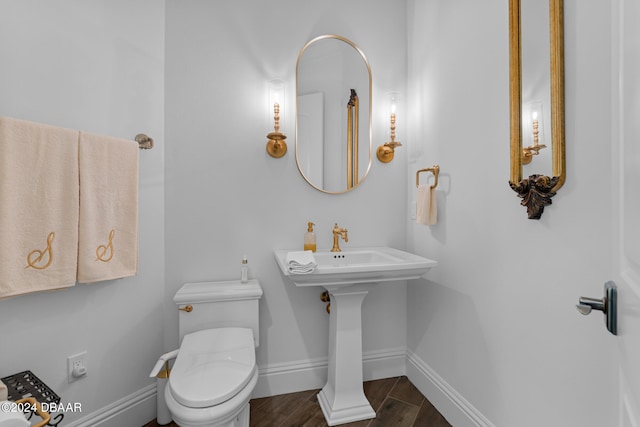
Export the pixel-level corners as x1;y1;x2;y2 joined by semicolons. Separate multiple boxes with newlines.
576;281;617;335
576;297;604;315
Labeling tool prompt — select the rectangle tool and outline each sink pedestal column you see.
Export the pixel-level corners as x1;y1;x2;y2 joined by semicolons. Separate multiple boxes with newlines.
317;286;376;426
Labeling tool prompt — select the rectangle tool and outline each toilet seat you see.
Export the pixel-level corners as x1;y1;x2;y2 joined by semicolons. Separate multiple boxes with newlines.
164;368;257;427
169;328;255;408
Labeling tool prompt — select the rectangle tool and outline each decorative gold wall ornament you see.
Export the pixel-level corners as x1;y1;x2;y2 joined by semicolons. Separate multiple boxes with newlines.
509;0;565;219
510;174;559;219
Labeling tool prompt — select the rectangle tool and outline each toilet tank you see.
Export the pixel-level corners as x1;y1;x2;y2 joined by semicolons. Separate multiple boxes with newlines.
174;279;263;347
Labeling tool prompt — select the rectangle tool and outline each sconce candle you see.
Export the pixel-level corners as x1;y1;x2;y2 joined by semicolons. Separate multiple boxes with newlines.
522;106;546;165
532;111;539;146
377;92;402;163
266;79;287;158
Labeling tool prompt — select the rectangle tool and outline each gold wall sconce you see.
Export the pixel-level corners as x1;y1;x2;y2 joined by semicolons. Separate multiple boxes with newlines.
266;79;287;158
521;106;546;164
377;92;402;163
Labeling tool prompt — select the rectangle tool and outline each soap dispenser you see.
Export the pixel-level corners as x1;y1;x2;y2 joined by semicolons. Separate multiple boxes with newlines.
241;256;249;283
304;222;316;252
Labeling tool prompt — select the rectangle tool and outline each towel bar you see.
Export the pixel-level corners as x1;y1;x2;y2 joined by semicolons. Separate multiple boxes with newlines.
416;165;440;189
135;133;153;149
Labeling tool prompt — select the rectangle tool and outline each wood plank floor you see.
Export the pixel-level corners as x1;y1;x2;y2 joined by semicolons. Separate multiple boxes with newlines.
144;376;450;427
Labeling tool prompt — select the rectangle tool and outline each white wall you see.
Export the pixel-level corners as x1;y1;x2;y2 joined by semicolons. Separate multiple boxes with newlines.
406;0;618;426
0;1;165;425
164;0;409;395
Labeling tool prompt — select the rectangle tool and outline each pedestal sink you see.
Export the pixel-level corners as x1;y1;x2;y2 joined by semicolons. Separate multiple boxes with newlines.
274;247;437;425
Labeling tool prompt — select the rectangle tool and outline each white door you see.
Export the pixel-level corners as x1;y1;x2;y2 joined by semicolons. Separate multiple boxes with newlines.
612;0;640;424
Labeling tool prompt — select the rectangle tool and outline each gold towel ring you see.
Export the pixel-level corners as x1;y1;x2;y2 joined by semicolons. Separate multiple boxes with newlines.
416;164;440;189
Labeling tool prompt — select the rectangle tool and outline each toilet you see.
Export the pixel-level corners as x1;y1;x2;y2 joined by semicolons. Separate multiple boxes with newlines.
163;279;263;427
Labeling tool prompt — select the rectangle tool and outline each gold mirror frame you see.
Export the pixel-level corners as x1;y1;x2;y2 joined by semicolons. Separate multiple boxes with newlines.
509;0;565;219
295;35;373;194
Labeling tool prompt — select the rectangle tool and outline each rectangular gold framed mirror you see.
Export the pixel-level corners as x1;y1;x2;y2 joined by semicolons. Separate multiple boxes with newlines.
509;0;566;219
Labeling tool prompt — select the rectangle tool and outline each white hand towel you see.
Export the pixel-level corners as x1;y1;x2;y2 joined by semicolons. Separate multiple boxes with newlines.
286;250;318;274
77;131;139;283
416;184;438;225
0;116;79;299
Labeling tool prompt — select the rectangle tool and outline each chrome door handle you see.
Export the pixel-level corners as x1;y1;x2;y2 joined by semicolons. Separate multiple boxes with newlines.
576;281;617;335
576;297;605;315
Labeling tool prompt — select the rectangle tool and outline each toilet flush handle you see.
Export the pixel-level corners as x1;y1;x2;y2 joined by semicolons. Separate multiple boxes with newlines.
178;304;193;313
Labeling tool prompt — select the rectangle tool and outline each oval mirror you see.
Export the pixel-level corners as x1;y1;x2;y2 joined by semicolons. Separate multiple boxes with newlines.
509;0;565;219
296;35;372;194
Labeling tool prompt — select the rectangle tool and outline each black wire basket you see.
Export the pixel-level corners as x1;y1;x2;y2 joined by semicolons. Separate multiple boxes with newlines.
2;370;64;426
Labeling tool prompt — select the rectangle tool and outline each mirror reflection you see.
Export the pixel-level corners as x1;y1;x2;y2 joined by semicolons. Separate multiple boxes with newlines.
521;0;551;176
296;35;372;194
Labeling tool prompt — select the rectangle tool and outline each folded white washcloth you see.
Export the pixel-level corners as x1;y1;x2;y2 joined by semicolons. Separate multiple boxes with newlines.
286;250;317;274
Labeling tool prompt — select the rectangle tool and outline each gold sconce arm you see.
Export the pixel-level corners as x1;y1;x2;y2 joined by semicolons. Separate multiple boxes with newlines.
376;113;402;163
266;102;287;158
522;143;547;164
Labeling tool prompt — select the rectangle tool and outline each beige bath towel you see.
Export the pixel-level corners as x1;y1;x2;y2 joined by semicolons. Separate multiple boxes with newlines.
416;184;438;226
0;116;80;299
77;131;138;283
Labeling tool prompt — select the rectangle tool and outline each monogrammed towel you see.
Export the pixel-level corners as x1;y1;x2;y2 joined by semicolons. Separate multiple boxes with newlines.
77;131;138;283
0;116;79;298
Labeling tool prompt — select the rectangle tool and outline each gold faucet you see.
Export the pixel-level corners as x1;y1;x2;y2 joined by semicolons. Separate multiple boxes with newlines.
331;223;349;252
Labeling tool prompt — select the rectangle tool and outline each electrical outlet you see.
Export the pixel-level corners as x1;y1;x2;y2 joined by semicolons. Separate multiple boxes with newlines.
67;351;88;383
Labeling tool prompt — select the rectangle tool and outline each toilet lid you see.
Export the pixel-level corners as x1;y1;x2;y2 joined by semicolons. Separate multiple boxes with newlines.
169;328;256;408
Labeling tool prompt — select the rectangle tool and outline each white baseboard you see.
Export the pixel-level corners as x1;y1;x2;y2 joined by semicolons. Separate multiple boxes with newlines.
65;383;156;427
252;347;407;398
63;348;493;427
406;349;495;427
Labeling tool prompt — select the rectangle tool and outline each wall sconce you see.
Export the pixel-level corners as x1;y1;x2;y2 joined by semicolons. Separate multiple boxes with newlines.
522;103;546;165
266;79;287;158
377;92;402;163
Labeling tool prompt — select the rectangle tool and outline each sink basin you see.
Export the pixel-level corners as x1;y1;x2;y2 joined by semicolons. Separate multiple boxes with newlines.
273;246;437;288
274;246;437;425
